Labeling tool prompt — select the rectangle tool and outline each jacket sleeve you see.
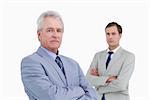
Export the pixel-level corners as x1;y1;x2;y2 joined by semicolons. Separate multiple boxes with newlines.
21;57;85;100
76;63;98;100
97;54;135;93
86;54;109;87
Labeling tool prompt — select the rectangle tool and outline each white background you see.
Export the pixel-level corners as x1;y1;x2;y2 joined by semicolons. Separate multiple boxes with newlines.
0;0;150;100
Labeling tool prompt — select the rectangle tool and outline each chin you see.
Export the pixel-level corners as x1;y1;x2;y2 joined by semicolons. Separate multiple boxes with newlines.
53;45;60;49
108;43;114;46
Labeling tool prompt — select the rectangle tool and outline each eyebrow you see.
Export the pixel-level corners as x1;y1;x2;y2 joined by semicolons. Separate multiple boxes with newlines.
46;27;62;29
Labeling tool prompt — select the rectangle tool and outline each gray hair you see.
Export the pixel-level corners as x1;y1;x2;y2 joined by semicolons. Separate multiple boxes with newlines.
37;10;64;32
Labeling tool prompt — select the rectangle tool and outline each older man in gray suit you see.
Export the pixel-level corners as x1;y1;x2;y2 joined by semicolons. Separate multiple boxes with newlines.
21;10;98;100
86;22;135;100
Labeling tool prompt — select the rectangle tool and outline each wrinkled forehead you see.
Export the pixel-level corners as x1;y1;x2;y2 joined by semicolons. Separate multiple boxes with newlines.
42;17;63;29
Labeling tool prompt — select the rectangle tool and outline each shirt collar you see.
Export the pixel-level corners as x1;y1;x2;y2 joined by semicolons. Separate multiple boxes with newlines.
107;45;121;53
40;46;58;60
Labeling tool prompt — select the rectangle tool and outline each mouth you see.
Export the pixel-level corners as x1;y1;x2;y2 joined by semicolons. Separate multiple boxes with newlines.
50;40;59;43
108;41;113;43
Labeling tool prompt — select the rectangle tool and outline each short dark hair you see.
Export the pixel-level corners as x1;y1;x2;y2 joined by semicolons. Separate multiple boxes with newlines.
105;22;122;34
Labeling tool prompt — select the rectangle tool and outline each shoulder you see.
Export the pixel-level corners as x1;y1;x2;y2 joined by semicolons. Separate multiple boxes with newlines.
21;52;41;64
21;52;45;72
60;55;79;65
121;48;135;58
61;55;77;63
93;50;106;58
120;48;135;61
96;50;106;55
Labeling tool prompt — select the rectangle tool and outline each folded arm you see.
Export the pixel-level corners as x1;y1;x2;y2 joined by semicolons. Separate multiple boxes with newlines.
86;53;110;87
21;57;85;100
98;54;135;93
76;64;98;100
86;67;116;87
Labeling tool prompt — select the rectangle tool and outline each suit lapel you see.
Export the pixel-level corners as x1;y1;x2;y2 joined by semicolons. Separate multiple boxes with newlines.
105;47;123;72
59;56;70;85
36;47;67;85
100;50;108;72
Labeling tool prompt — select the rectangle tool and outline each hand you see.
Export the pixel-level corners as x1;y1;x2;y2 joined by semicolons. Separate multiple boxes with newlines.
90;68;100;76
106;76;117;83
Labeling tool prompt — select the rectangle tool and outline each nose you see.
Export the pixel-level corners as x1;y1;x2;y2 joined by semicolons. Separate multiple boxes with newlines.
52;30;59;37
109;35;112;38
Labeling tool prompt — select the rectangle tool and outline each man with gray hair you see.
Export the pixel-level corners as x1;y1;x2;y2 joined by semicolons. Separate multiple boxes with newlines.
21;10;98;100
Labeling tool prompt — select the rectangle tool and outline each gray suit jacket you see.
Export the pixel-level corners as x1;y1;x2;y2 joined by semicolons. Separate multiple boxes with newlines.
21;47;98;100
86;47;135;100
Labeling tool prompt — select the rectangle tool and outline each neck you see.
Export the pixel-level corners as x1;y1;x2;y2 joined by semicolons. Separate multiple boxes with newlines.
109;45;119;50
42;46;58;54
49;49;58;54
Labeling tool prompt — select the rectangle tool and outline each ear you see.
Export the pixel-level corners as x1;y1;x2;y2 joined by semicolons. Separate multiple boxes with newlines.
37;31;41;41
120;34;122;38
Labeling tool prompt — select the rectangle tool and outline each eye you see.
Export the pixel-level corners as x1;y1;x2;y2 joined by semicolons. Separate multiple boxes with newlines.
47;28;54;32
112;32;116;35
106;33;110;35
57;29;63;33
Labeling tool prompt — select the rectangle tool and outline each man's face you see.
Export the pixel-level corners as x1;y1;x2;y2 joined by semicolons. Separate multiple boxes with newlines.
37;17;63;53
105;26;121;50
